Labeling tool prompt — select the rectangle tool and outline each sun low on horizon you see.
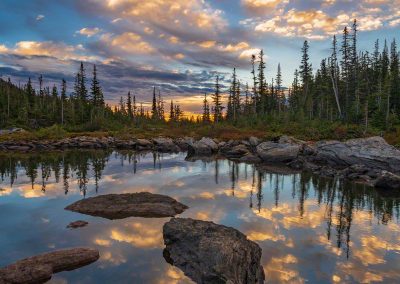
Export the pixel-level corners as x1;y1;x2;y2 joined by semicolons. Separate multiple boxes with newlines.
0;0;399;113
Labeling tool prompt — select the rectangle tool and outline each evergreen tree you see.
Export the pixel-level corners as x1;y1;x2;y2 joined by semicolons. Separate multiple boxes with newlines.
212;75;223;123
61;79;67;125
127;91;133;119
202;93;211;123
169;100;175;121
299;40;312;115
91;64;103;107
151;87;158;119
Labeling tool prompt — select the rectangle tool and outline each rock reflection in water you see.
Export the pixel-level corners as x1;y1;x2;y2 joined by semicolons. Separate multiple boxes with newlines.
0;150;400;283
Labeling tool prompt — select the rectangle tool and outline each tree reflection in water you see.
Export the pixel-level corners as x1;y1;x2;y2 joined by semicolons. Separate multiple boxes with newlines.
0;149;399;259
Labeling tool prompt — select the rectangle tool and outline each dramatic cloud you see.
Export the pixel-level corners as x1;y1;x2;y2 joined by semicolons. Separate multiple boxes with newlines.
246;0;400;39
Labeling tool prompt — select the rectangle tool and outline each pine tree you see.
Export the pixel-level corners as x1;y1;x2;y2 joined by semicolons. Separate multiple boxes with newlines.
91;64;103;107
78;62;88;101
390;39;400;115
127;91;133;119
151;87;158;119
61;79;67;125
276;63;283;113
251;54;258;114
258;50;267;114
212;75;223;123
329;35;342;118
202;93;210;123
299;40;312;116
341;27;351;119
169;100;175;121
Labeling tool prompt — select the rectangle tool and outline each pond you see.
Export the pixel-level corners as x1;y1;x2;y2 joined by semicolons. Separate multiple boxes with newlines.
0;150;399;283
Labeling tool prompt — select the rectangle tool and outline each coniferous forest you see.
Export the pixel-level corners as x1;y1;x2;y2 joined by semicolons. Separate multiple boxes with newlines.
0;20;399;143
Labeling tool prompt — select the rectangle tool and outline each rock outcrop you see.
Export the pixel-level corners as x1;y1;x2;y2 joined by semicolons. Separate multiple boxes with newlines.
315;137;400;173
0;248;99;284
256;141;300;163
163;218;265;284
65;192;188;219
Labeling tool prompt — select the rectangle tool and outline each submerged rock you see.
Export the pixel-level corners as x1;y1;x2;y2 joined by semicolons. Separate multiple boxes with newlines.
163;218;265;284
315;137;400;173
256;141;300;163
65;192;188;219
67;220;88;229
0;248;99;284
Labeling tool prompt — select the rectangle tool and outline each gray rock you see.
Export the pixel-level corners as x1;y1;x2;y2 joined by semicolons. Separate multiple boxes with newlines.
374;171;400;190
67;220;88;229
256;142;300;162
221;144;250;159
0;248;99;284
315;137;400;173
188;137;219;156
249;136;261;147
174;137;194;151
152;137;179;152
136;138;153;150
65;192;188;219
163;218;265;284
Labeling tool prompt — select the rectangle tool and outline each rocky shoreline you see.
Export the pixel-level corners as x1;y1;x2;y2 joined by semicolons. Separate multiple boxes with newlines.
1;135;400;190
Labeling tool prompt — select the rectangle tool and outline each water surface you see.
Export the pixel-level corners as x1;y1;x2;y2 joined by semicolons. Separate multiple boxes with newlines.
0;150;399;283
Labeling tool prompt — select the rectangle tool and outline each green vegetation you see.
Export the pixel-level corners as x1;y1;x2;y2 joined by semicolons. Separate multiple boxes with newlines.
0;19;399;145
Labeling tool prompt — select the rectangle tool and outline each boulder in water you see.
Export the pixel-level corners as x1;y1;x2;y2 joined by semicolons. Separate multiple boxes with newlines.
0;248;99;284
163;218;265;284
65;192;188;219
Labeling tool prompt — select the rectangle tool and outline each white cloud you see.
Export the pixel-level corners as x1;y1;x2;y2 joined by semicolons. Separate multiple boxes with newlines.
76;27;102;37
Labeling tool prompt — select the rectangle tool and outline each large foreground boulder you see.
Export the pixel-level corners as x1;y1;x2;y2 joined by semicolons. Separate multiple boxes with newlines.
256;141;300;163
0;248;99;284
188;137;219;156
65;192;188;219
163;218;265;284
315;137;400;173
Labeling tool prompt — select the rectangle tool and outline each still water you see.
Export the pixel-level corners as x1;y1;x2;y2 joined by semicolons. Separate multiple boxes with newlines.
0;150;399;284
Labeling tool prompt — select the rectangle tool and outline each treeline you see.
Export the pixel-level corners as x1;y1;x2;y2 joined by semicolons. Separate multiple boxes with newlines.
0;64;186;129
208;19;400;131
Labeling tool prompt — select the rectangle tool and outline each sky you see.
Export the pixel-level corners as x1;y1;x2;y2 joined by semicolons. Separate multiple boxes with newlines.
0;0;399;114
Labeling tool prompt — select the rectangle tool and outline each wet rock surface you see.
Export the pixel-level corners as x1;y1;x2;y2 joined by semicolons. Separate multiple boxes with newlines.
163;218;265;284
0;248;99;284
65;192;188;219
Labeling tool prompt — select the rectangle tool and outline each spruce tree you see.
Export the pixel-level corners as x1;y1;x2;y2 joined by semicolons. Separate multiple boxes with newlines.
127;91;133;119
212;75;223;123
151;87;158;119
61;79;67;125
